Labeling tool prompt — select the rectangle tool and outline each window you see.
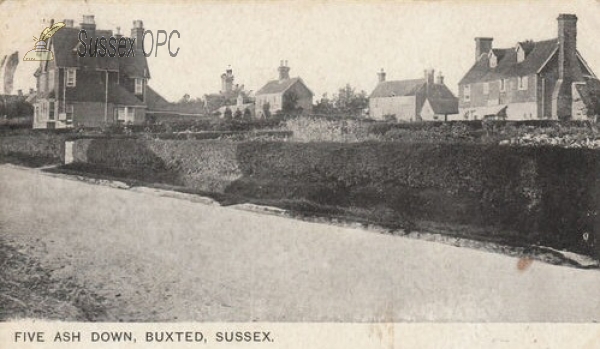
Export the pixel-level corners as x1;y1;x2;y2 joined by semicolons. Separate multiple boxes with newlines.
463;85;471;102
518;76;528;90
516;46;526;63
489;54;498;68
135;79;143;95
483;82;490;95
49;101;55;120
66;104;74;121
66;68;76;87
116;107;135;122
500;79;506;92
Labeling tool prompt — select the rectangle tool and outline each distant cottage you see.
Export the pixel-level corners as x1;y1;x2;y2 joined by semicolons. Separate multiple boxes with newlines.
458;14;600;120
369;69;458;121
255;61;313;118
203;66;253;114
33;15;169;129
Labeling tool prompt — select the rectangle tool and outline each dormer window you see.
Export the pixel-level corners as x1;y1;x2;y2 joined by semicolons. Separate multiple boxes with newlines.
489;52;498;68
135;78;143;95
516;45;525;63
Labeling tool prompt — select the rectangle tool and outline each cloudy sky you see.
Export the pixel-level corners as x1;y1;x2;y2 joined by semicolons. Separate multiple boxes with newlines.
1;0;599;101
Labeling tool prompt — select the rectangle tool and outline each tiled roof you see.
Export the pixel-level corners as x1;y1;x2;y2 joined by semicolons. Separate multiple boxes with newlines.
459;38;559;84
49;27;148;77
426;84;459;114
369;78;425;98
145;85;171;110
256;77;312;96
108;84;145;106
575;77;600;115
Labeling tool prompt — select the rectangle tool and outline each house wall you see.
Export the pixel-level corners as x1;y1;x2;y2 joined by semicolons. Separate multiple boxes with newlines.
73;102;111;127
458;73;538;120
420;100;446;121
284;81;313;114
255;93;282;118
538;54;560;119
369;96;416;121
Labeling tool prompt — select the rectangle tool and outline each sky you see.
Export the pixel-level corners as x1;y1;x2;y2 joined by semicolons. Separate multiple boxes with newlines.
1;0;600;102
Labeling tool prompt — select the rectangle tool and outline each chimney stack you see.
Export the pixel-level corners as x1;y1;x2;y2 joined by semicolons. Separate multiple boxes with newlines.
131;20;144;51
63;19;74;28
557;14;581;80
80;15;96;38
436;72;444;85
424;69;435;85
475;37;493;61
17;89;22;97
377;68;386;83
278;60;290;81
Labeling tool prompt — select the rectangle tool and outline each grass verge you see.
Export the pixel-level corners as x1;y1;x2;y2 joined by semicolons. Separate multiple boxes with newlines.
0;239;107;321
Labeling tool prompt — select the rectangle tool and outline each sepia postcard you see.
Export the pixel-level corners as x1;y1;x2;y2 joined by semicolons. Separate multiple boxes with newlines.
0;0;599;347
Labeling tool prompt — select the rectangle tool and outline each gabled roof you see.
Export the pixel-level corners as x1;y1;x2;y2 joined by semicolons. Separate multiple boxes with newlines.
575;77;600;115
145;85;171;110
459;38;559;85
49;27;149;78
369;78;425;98
108;84;145;106
425;84;459;115
255;77;313;96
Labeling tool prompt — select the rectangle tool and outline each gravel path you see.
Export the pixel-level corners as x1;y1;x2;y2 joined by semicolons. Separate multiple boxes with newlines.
0;164;599;322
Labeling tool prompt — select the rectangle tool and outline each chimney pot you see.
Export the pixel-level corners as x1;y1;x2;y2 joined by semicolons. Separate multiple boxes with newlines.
377;68;386;83
278;61;290;81
436;72;444;85
475;37;493;61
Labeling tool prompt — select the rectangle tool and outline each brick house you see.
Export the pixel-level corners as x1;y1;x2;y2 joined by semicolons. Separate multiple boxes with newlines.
458;14;600;121
255;61;313;118
33;15;168;129
369;69;458;121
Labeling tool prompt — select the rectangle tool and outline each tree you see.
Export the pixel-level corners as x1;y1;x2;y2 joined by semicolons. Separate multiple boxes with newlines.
243;108;252;120
262;102;271;119
234;108;242;119
282;91;299;113
313;93;334;114
334;84;368;116
224;107;232;120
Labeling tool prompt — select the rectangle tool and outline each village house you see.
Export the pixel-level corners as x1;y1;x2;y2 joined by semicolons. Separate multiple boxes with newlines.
33;15;169;129
203;66;253;114
369;69;458;121
458;14;600;121
255;61;313;118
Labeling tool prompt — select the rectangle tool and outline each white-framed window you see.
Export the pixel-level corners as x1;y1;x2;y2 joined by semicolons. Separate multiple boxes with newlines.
483;82;490;95
500;79;506;92
115;107;135;122
463;84;471;102
66;104;74;121
135;79;143;95
66;68;76;87
518;76;528;90
489;54;498;68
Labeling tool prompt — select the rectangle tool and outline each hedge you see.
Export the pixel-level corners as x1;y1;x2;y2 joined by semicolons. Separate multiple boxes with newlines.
70;138;600;257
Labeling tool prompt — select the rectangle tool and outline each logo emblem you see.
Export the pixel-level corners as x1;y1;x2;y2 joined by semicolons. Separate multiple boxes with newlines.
23;22;65;61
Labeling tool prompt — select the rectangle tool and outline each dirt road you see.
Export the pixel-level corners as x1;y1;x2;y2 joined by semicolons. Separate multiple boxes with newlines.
0;165;598;322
